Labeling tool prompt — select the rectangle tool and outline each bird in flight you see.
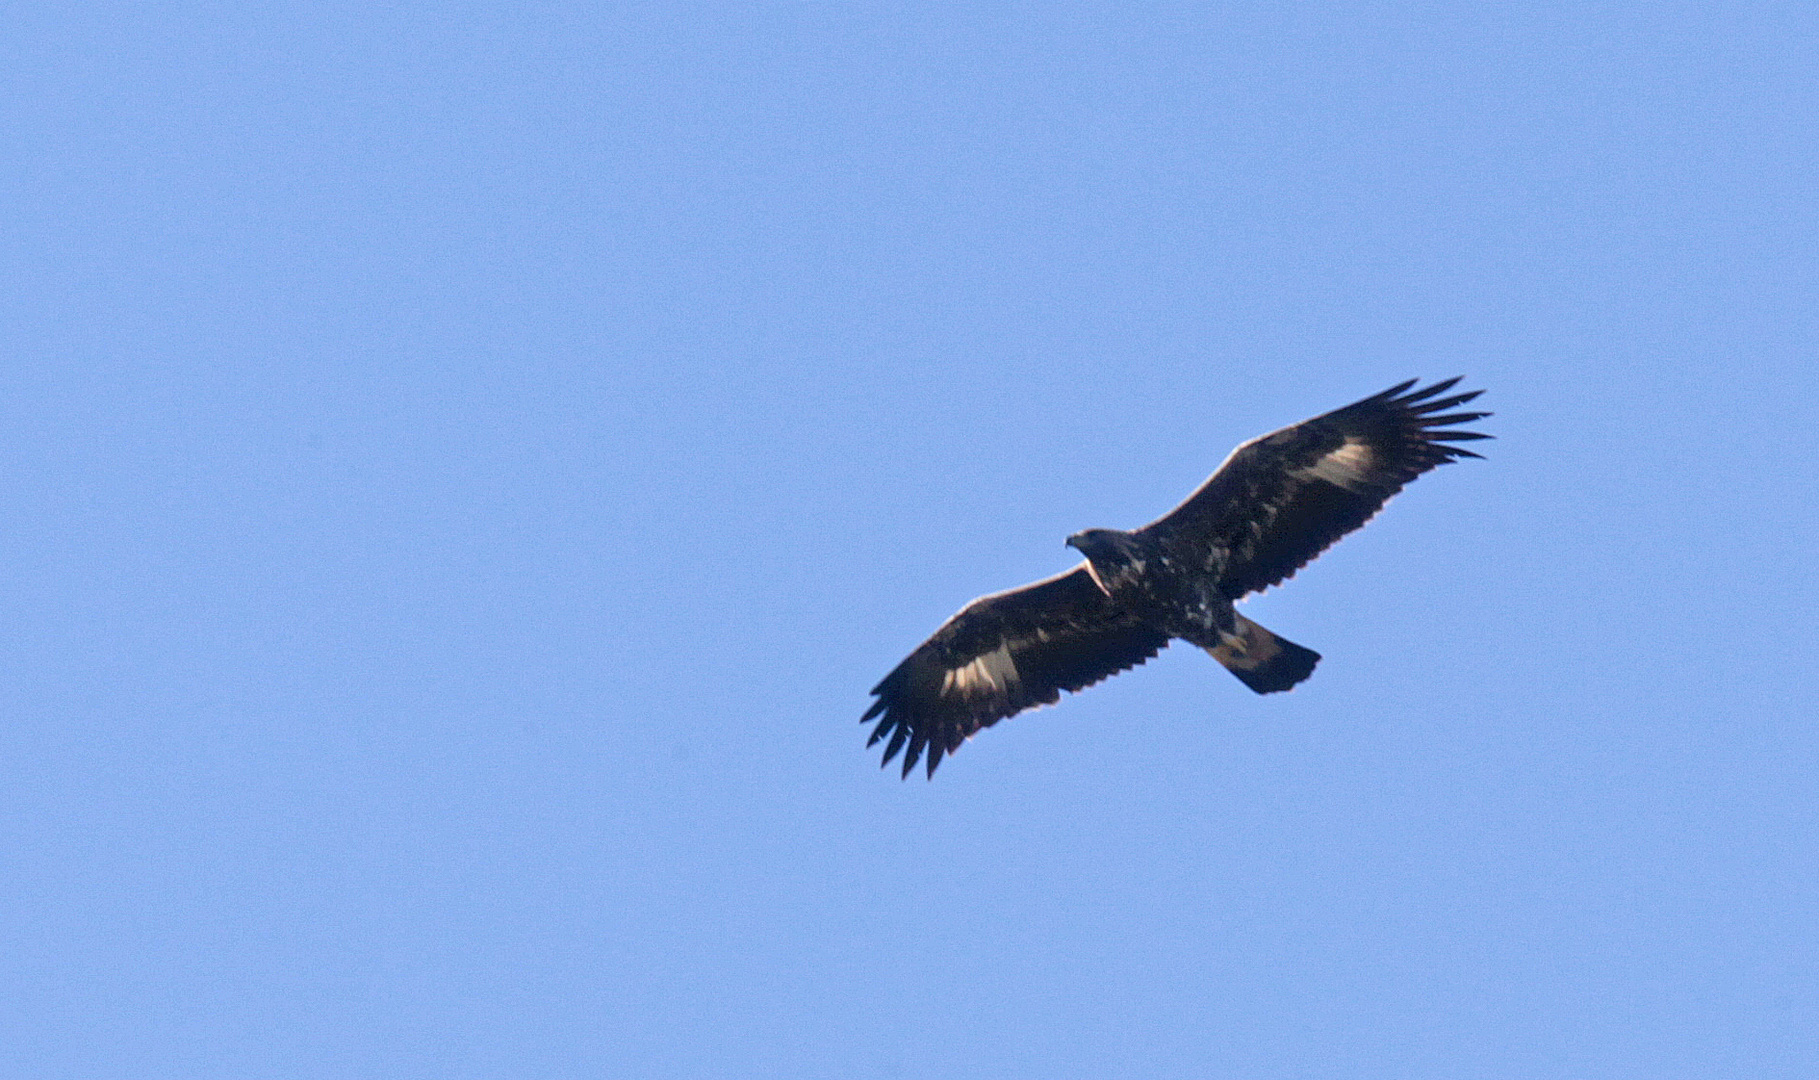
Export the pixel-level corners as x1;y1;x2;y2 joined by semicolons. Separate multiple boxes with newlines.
862;378;1490;778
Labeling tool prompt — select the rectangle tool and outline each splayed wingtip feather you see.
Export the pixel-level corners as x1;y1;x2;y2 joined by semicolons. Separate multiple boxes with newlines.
1397;376;1462;403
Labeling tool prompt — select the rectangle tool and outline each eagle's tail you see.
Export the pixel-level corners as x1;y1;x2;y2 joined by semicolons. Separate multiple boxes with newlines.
1206;615;1320;694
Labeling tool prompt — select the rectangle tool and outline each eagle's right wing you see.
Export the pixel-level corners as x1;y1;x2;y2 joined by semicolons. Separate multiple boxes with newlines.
1139;378;1490;599
862;564;1170;778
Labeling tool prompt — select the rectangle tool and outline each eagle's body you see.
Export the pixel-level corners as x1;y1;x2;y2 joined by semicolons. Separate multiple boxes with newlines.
1069;528;1241;646
862;378;1490;777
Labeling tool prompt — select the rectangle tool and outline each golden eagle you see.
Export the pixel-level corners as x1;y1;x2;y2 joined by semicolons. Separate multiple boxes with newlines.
862;378;1490;777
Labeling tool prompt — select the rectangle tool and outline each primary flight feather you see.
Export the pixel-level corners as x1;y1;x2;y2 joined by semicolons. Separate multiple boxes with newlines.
862;378;1490;778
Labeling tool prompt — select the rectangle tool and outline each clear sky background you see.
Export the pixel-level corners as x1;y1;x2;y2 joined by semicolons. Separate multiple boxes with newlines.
4;3;1817;1078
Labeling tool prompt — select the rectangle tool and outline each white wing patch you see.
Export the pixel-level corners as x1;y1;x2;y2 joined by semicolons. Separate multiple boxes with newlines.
1291;439;1375;491
941;642;1020;697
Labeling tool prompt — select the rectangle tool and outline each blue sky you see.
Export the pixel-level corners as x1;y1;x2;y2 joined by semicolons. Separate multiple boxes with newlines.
4;3;1817;1077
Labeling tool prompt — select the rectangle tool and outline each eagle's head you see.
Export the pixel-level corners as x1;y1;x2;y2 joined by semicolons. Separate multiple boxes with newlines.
1065;528;1135;562
1066;528;1147;593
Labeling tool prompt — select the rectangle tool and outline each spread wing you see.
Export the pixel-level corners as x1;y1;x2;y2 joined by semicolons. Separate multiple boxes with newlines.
862;565;1170;778
1139;378;1491;599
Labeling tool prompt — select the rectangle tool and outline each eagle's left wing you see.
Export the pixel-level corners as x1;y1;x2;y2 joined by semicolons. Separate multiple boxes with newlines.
1139;378;1490;599
863;564;1170;778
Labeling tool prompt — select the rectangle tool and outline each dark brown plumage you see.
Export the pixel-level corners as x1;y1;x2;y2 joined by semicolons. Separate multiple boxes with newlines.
863;378;1490;777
